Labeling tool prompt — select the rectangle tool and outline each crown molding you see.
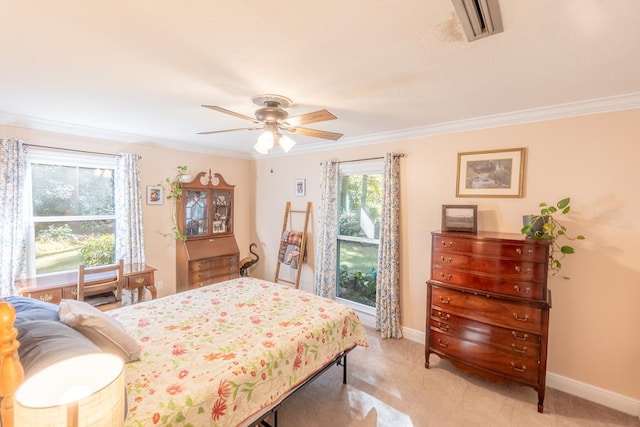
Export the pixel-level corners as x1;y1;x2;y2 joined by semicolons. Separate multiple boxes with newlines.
3;92;639;159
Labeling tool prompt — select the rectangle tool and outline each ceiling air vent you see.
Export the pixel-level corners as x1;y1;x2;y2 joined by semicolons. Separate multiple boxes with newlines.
451;0;503;41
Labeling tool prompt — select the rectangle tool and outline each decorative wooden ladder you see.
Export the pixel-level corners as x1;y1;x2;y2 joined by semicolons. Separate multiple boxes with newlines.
274;201;311;289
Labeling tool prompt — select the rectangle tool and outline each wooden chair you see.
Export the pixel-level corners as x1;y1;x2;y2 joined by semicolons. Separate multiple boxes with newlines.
77;259;124;311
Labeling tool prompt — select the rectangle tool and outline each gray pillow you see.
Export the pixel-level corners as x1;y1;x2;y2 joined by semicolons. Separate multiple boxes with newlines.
3;296;59;324
58;299;140;363
16;319;101;378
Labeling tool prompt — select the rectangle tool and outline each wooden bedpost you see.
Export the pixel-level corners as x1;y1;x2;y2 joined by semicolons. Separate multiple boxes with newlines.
0;300;23;427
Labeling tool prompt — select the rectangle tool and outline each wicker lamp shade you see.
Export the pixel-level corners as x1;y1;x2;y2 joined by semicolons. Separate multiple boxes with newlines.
14;353;125;427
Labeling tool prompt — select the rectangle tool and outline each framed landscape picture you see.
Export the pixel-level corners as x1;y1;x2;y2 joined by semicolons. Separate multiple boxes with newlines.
456;148;525;198
442;205;477;233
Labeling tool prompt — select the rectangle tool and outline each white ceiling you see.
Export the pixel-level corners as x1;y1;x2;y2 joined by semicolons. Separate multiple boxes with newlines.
2;1;639;159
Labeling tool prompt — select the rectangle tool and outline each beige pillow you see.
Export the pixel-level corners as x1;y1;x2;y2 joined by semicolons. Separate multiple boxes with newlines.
58;299;140;363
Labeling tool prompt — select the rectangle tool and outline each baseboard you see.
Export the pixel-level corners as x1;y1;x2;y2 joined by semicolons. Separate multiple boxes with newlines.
401;326;640;420
546;372;640;419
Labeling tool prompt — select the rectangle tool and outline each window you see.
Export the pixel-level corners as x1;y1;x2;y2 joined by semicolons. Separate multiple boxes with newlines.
26;150;116;276
336;160;383;308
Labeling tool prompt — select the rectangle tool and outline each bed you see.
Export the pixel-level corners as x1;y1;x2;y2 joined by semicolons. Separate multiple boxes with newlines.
0;277;368;426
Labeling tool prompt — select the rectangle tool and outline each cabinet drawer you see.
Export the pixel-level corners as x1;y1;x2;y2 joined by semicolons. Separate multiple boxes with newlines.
430;309;541;358
431;266;545;300
431;286;544;333
126;272;153;289
433;254;547;282
191;256;238;272
189;272;239;289
433;235;547;262
23;289;63;304
429;330;539;385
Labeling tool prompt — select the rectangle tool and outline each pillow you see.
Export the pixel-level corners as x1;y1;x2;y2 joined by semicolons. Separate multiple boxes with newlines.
58;299;140;363
3;296;59;324
16;319;102;378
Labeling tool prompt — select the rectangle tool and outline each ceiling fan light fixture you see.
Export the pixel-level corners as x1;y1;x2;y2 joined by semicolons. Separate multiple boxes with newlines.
278;134;296;153
254;131;274;154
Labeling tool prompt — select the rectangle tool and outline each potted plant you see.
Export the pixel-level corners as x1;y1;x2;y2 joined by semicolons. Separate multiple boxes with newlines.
521;197;586;277
161;165;188;241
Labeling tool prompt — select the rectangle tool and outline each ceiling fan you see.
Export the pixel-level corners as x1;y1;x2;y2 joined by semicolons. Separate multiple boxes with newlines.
198;94;343;154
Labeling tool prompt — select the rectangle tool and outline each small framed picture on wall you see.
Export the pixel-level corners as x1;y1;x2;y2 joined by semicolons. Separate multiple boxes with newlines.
146;185;163;205
295;179;306;197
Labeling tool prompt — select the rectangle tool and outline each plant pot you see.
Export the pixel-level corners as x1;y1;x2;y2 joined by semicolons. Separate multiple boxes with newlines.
522;215;547;236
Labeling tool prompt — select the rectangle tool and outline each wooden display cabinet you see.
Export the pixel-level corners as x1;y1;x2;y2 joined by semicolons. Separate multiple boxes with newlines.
175;171;239;293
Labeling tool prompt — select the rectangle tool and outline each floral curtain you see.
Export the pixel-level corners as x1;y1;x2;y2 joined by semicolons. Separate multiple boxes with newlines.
313;160;338;298
376;153;403;339
115;153;146;304
0;139;27;296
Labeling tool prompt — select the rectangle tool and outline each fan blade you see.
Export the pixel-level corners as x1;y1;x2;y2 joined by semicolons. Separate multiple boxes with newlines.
287;126;343;141
202;105;259;123
197;127;262;135
284;109;337;126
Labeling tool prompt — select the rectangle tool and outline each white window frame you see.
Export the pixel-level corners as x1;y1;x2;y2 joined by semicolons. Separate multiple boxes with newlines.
335;159;383;320
25;149;117;277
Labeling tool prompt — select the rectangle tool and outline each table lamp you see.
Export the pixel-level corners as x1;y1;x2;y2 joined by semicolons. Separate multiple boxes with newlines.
14;353;125;427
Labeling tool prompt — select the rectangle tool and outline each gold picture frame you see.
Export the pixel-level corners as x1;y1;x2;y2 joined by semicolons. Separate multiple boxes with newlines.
456;148;525;198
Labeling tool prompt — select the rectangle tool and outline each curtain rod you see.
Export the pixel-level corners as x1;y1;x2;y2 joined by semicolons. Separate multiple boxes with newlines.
26;144;142;159
321;153;405;165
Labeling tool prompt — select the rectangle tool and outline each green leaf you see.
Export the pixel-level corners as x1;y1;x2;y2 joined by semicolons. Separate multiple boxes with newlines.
557;197;570;209
561;206;571;214
560;246;575;254
577;235;586;240
175;411;186;422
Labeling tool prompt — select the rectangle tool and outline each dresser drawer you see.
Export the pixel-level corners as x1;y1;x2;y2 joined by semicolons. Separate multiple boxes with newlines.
23;288;63;304
433;235;547;263
431;266;545;300
430;309;541;359
433;254;547;282
429;330;539;385
431;286;544;333
126;272;153;289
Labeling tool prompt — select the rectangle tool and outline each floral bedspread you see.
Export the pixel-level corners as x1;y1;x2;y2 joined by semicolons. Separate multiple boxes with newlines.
110;277;368;427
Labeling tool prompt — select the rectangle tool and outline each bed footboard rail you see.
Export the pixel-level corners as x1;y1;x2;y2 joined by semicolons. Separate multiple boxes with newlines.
0;301;24;427
252;346;355;427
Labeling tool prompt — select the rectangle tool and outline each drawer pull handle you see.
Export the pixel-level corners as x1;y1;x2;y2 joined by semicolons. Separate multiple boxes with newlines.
513;313;529;322
516;248;522;255
511;344;528;354
440;256;453;264
39;293;53;302
512;331;529;341
439;296;450;304
71;288;77;296
437;312;451;321
437;339;449;348
441;241;453;248
437;322;449;331
135;278;145;284
513;285;531;294
439;272;452;280
510;362;527;372
514;265;532;274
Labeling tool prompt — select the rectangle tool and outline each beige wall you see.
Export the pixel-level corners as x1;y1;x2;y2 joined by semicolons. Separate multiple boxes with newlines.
4;108;640;402
252;109;640;401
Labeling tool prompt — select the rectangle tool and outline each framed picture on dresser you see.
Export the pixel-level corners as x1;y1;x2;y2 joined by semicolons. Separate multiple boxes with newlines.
441;204;477;233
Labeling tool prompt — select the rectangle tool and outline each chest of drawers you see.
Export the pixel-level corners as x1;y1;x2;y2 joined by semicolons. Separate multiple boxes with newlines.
426;231;551;413
176;236;240;292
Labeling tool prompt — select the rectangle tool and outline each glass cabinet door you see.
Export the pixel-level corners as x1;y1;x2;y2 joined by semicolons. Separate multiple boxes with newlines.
184;190;209;236
212;190;232;234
